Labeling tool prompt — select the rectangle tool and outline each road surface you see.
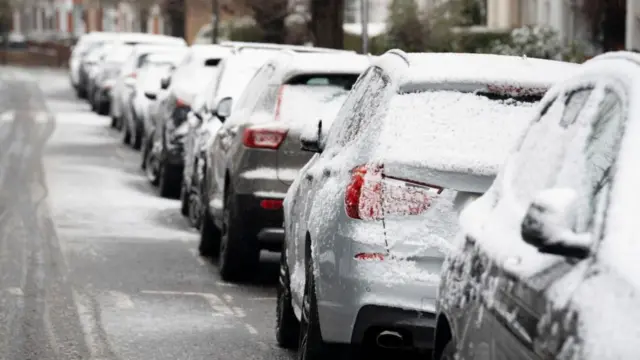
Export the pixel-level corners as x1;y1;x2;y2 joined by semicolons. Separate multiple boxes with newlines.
0;67;293;360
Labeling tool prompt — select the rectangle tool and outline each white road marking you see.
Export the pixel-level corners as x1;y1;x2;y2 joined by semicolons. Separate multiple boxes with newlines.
140;290;235;316
6;287;23;296
245;324;258;335
232;307;246;318
188;248;206;266
72;289;110;360
223;294;233;302
0;110;14;122
107;290;134;309
215;281;239;288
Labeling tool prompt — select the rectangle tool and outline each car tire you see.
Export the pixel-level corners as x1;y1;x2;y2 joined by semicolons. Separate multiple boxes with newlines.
98;102;109;116
132;125;143;150
158;162;181;199
144;147;159;186
180;184;190;216
276;250;300;349
110;115;118;128
439;340;457;360
298;257;343;360
122;123;131;145
218;183;259;282
199;204;221;258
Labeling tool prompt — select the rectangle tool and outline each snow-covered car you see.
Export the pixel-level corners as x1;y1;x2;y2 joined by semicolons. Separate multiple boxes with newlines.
198;50;369;282
90;44;134;116
434;51;640;360
276;50;578;358
70;32;119;97
142;44;231;198
84;43;114;112
180;48;283;229
132;52;188;149
116;45;189;149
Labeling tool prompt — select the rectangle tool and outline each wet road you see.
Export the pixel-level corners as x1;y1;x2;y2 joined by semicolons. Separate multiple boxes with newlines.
0;67;293;360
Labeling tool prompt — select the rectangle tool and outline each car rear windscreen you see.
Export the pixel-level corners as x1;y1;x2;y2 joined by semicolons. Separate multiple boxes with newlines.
285;73;360;91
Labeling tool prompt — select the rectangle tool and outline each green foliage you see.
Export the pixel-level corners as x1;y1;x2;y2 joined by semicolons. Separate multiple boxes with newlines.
452;30;511;53
386;0;427;52
344;32;386;54
490;25;563;59
225;23;264;43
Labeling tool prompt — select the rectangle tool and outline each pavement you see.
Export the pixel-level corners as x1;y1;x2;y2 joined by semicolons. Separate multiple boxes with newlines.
0;67;295;360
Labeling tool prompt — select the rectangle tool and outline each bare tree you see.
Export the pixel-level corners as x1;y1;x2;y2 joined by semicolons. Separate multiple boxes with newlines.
243;0;288;43
582;0;626;51
309;0;344;48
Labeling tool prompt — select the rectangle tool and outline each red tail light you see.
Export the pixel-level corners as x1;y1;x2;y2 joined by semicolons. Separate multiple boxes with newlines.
242;127;288;150
176;98;189;108
127;72;137;79
344;164;443;220
260;199;283;210
354;252;385;261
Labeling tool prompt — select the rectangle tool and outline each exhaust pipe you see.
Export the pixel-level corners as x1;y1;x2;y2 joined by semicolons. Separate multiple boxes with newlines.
375;330;404;349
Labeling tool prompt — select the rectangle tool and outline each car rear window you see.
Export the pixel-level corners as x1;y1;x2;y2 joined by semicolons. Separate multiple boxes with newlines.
369;88;543;177
285;74;360;90
277;85;348;125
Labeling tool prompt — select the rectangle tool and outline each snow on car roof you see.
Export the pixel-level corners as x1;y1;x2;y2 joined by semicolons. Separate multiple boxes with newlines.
109;33;187;46
189;44;233;60
212;51;279;105
401;53;578;92
145;50;188;65
220;41;355;54
284;52;371;77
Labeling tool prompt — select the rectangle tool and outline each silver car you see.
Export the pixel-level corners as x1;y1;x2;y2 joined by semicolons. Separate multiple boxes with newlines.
199;51;371;282
277;50;578;358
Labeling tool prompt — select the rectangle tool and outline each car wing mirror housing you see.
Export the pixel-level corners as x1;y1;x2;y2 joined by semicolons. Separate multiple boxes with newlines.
300;119;324;153
521;188;592;260
214;97;232;122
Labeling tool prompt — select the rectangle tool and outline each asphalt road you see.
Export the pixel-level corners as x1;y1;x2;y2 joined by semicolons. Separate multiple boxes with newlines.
0;67;293;360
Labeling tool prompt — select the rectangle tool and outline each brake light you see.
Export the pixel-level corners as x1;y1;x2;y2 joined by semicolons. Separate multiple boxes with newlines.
127;72;137;79
354;252;385;261
260;199;283;210
242;127;288;149
344;164;443;220
176;98;189;108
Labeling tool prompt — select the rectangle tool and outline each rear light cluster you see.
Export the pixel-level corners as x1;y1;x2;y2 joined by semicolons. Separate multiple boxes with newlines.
242;128;288;150
344;164;443;220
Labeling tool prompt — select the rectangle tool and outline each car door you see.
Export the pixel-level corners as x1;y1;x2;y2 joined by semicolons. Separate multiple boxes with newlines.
483;82;625;360
287;67;388;308
206;62;277;219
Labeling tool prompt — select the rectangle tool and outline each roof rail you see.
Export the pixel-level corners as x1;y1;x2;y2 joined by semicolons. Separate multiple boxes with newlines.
385;49;410;65
219;41;355;54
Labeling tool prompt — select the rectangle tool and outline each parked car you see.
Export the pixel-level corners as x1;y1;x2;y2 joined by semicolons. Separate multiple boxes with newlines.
111;42;188;131
276;50;578;359
75;33;186;100
142;44;231;198
219;41;357;54
181;48;282;228
434;52;638;360
70;32;119;97
132;52;189;150
90;44;135;116
86;44;116;112
198;51;370;281
116;44;189;149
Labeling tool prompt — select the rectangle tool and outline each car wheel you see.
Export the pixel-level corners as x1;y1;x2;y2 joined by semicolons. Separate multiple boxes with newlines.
141;135;150;170
189;191;202;229
439;340;457;360
158;162;181;199
180;184;190;216
218;182;259;281
276;249;300;349
122;123;131;145
110;115;118;128
199;202;221;258
298;258;341;360
145;148;159;186
132;125;143;150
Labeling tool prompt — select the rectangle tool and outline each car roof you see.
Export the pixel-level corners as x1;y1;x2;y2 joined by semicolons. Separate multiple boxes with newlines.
373;50;579;93
130;43;186;55
109;33;187;46
279;52;371;79
189;44;233;59
220;41;355;54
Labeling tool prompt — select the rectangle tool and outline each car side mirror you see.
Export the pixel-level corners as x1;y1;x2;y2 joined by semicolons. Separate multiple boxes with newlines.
300;119;324;153
521;188;592;260
214;97;232;121
160;75;171;90
144;91;157;100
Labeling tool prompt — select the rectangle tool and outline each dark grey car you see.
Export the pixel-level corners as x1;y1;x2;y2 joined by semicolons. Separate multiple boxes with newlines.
198;51;371;281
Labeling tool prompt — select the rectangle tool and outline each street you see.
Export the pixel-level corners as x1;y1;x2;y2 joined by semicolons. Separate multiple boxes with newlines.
0;67;293;360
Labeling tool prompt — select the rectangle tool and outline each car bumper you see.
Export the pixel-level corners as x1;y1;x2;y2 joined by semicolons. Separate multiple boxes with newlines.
232;192;285;251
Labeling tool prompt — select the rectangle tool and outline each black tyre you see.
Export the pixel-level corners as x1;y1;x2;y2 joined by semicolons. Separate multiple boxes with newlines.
276;250;300;349
159;162;181;199
298;257;343;360
188;191;202;229
180;184;190;216
144;147;159;186
122;123;131;145
199;204;221;258
132;125;143;150
141;135;150;170
110;115;118;128
218;183;260;281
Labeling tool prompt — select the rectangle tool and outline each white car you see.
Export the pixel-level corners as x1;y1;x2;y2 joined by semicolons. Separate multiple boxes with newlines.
278;50;577;358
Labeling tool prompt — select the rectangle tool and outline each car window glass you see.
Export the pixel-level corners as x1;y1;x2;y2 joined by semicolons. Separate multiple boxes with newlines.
511;87;625;236
325;67;389;149
254;84;280;114
234;64;276;112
